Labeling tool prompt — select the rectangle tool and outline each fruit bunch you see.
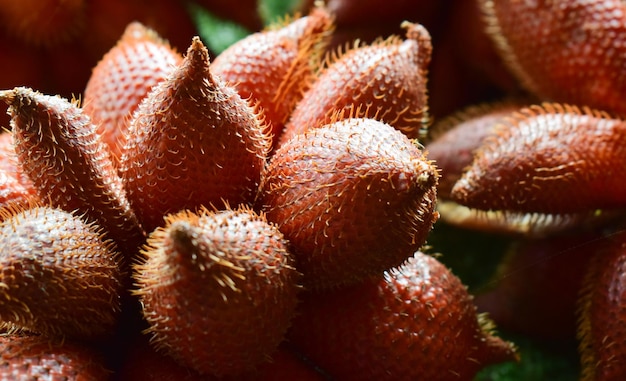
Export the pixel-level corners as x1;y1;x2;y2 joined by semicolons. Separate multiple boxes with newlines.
0;3;520;381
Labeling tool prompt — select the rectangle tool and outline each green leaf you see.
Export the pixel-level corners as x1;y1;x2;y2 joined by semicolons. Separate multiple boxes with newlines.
187;2;252;55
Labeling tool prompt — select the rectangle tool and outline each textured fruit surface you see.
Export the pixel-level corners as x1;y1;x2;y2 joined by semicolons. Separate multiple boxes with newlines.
0;333;110;380
426;99;527;199
578;230;626;381
482;0;626;116
451;103;626;214
278;21;431;146
288;251;519;380
0;206;123;340
134;207;301;377
0;87;145;257
120;37;270;232
82;22;182;165
257;118;439;290
0;131;37;212
211;6;333;150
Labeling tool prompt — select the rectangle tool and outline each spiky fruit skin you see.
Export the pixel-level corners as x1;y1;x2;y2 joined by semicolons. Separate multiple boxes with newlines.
82;22;182;165
0;0;85;47
120;37;270;232
278;22;431;147
134;207;301;377
0;206;123;340
288;251;519;380
0;334;111;380
451;103;626;214
0;131;38;212
257;118;439;290
0;87;145;258
426;100;527;199
578;230;626;381
211;7;333;150
482;0;626;117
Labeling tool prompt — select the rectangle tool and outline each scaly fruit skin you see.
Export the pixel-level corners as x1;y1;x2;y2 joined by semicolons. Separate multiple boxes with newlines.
0;206;123;340
120;37;270;232
426;99;528;199
134;206;301;377
82;22;182;165
0;334;111;380
451;103;626;215
482;0;626;117
211;7;333;150
288;251;519;380
0;87;145;258
257;118;439;290
278;21;431;147
578;230;626;381
0;131;38;212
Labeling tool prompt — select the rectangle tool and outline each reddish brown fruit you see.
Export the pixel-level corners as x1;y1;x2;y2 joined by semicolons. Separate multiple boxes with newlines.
278;21;432;147
0;0;86;47
0;87;145;257
83;22;182;165
120;37;270;232
0;131;38;212
426;99;528;199
134;206;301;377
482;0;626;116
451;103;626;215
211;7;333;150
257;118;439;290
0;205;123;340
288;251;519;380
578;230;626;380
0;333;111;380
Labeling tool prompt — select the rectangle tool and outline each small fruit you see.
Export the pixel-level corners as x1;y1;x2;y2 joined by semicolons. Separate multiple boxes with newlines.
451;103;626;214
278;21;432;146
0;87;145;258
120;37;270;232
82;22;182;165
134;206;301;377
257;117;439;290
288;251;519;380
0;205;123;340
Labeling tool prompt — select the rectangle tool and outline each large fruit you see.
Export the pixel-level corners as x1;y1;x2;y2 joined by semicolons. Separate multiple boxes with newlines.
288;251;519;380
134;206;301;377
257;117;439;290
120;37;270;232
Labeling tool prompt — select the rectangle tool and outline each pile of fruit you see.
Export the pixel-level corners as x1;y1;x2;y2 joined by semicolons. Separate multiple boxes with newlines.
1;1;626;380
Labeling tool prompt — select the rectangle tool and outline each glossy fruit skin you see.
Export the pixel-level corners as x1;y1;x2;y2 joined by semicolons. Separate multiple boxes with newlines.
287;251;519;380
0;206;123;340
257;118;439;290
451;103;626;215
82;22;182;166
134;207;301;377
211;6;333;151
578;230;626;381
278;21;432;147
482;0;626;117
1;87;145;257
120;37;270;232
0;334;111;380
